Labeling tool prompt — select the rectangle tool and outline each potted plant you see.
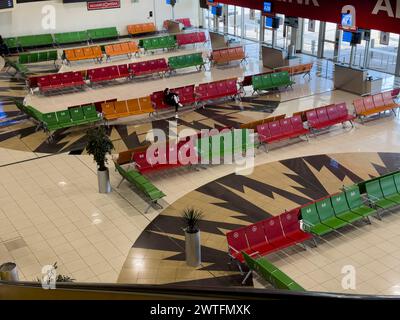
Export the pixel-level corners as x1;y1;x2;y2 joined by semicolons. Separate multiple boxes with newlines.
86;127;114;194
182;208;203;267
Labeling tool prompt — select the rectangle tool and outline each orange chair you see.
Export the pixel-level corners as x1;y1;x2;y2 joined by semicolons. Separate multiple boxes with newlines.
127;23;156;36
211;46;246;65
105;42;139;60
64;46;103;64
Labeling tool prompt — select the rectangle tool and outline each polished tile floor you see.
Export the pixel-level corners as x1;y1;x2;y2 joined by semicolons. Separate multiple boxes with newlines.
2;36;400;295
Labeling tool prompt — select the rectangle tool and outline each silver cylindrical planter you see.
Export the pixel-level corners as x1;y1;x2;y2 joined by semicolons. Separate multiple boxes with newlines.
0;262;19;281
185;230;201;267
98;168;111;194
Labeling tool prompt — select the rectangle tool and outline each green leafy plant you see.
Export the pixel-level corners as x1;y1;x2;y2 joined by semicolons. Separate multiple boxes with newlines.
182;208;203;234
86;127;114;171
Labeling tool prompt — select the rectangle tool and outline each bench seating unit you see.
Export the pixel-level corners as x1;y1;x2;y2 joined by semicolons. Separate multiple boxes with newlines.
210;46;246;65
114;162;166;213
127;23;157;36
18;34;54;48
37;71;85;94
87;27;118;41
168;52;205;72
87;65;130;84
195;78;240;103
129;58;169;78
176;18;192;28
353;92;399;121
151;85;196;110
175;32;206;46
301;189;376;237
257;115;309;150
252;71;294;94
64;46;103;63
306;103;355;132
242;253;305;290
139;35;177;52
105;42;140;60
226;209;312;269
18;50;58;65
54;31;89;45
101;97;154;120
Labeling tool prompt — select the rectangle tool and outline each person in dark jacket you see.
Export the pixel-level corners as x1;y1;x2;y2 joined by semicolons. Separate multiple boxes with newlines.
164;88;183;118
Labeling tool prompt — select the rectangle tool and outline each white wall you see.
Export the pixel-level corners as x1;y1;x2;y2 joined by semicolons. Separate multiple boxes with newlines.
0;0;200;37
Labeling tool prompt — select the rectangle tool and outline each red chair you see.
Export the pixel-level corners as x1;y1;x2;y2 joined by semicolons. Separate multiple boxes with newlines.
226;228;255;265
245;222;274;256
335;103;355;123
290;115;308;135
118;64;130;78
197;32;206;43
383;91;397;108
306;110;320;129
49;75;63;89
373;93;386;111
207;83;219;99
257;124;271;143
263;217;293;250
150;91;169;110
316;107;330;126
280;209;312;244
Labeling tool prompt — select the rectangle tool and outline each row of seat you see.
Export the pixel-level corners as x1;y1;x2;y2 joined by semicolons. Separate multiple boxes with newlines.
168;52;205;71
28;54;205;94
175;32;207;46
64;46;103;63
210;46;246;65
305;103;356;131
131;129;252;174
226;209;312;265
139;35;177;52
257;115;310;149
252;71;295;93
353;91;398;120
114;161;166;213
18;50;58;65
242;253;305;291
240;63;314;89
127;23;157;36
4;27;118;49
100;97;154;120
151;85;196;110
104;42;140;60
37;72;85;94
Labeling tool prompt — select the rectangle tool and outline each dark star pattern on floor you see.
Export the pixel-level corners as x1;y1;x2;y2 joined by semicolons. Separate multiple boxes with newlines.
117;152;400;288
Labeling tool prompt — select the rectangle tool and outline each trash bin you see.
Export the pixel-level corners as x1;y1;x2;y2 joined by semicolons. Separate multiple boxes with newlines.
0;262;19;281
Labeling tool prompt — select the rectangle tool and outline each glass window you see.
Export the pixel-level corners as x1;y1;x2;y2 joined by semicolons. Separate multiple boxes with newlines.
227;5;240;36
368;30;399;74
323;22;337;60
243;8;261;41
302;19;320;56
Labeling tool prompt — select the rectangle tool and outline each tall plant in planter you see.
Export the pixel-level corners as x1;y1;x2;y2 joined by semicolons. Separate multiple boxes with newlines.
182;208;203;267
86;127;114;193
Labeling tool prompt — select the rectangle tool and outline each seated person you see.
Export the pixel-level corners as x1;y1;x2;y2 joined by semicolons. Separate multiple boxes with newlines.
163;88;183;119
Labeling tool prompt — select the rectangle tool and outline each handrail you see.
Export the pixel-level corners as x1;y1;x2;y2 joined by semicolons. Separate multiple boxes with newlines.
1;280;400;300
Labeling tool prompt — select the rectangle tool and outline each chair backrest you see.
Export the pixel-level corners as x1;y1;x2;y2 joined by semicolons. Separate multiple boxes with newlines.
393;173;400;193
101;102;116;115
326;104;339;120
301;203;320;225
245;222;267;247
316;107;329;122
226;228;249;253
290;115;304;131
345;186;363;209
353;99;365;114
268;121;282;137
69;107;85;121
380;176;398;197
127;99;140;112
280;209;301;236
263;217;285;244
366;180;384;200
331;193;350;215
363;96;375;111
306;110;318;125
56;110;71;125
373;93;385;108
279;118;293;133
382;91;394;105
315;198;334;221
336;102;349;117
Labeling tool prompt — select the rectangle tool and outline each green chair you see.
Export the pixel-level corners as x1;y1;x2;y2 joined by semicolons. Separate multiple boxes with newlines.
42;112;60;131
261;74;274;90
82;104;100;122
4;37;19;49
331;193;366;224
56;110;72;128
18;54;29;64
380;176;400;204
301;203;333;236
38;52;48;62
366;180;396;209
69;107;87;126
316;198;348;230
345;186;377;220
